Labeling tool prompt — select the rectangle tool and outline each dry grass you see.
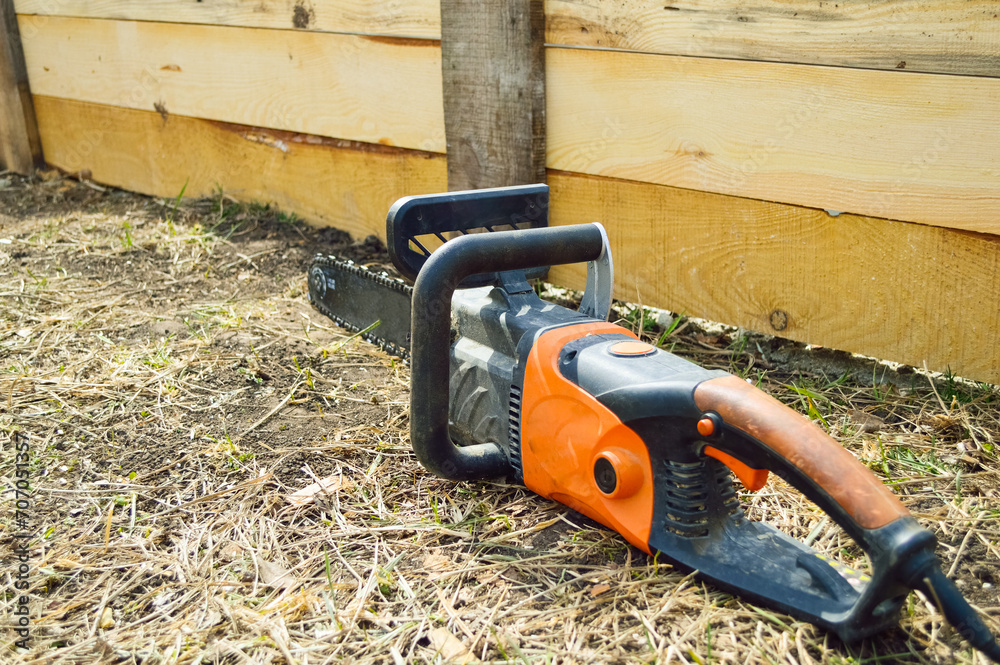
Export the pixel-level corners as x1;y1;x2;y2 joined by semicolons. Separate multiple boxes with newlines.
1;173;998;664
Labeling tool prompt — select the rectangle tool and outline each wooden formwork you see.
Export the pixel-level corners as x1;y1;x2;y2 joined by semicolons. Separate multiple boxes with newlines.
2;1;998;382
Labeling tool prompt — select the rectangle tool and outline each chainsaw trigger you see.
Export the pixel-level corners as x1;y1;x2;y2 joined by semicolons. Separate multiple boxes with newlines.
702;445;769;492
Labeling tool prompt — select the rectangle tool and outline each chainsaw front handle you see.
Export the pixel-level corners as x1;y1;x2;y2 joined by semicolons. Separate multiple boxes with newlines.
409;223;610;480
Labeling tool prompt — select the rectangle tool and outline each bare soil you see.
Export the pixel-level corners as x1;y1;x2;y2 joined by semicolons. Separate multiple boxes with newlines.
2;173;998;664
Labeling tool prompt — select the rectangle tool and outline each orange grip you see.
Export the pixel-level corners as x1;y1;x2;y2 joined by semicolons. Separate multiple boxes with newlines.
694;375;910;530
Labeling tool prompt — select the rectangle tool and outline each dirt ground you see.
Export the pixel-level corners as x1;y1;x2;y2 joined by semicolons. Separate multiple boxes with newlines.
1;173;998;664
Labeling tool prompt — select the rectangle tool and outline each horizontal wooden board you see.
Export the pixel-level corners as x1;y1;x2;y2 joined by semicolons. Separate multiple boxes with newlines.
20;15;445;153
34;96;1000;383
546;0;1000;77
547;47;1000;234
17;0;1000;77
547;172;1000;385
33;95;446;240
14;0;440;38
21;16;1000;233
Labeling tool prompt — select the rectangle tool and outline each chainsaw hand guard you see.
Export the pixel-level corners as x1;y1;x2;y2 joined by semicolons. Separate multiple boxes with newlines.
387;184;550;288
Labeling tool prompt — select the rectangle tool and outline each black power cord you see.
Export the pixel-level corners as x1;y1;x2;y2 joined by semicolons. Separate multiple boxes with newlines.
904;556;1000;662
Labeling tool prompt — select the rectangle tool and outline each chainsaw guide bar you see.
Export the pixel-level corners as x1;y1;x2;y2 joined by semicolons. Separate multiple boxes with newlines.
308;255;413;359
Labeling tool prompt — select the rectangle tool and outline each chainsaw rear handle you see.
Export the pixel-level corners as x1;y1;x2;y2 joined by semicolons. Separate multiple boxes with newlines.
693;375;1000;655
409;223;610;480
694;375;911;538
534;333;945;640
690;376;932;631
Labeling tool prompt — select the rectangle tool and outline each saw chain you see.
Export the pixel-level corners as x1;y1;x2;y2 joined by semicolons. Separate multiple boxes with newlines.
307;255;413;359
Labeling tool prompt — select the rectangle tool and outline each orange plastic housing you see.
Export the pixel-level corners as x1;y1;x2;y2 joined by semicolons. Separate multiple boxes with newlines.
520;322;655;554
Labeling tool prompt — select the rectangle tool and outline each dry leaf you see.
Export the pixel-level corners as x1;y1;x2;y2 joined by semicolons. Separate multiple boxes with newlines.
957;439;981;453
427;627;479;664
591;583;612;597
474;570;501;586
694;332;721;346
256;558;297;589
98;606;115;629
423;553;451;570
848;409;885;433
198;606;223;630
217;541;244;562
455;586;476;606
423;553;453;580
338;597;390;629
287;475;353;506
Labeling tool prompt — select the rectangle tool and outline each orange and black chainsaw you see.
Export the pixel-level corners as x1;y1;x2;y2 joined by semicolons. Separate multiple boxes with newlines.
308;184;999;659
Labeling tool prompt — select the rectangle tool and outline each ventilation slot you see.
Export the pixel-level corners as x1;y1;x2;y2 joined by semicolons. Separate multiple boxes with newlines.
507;385;523;479
661;459;743;538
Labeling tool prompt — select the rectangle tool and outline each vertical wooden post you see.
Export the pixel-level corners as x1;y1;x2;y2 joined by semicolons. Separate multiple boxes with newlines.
440;0;545;191
0;0;41;174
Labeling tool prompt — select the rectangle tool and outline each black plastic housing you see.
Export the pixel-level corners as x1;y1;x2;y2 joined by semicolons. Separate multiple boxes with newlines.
387;184;549;287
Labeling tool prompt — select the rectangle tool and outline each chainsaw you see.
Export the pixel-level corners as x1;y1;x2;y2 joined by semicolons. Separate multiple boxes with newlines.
308;184;1000;659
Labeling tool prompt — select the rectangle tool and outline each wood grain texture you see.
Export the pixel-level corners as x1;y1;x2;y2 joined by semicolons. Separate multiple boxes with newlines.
14;0;440;38
547;171;1000;385
22;16;1000;232
17;0;1000;77
0;0;39;173
20;15;445;152
440;0;545;190
546;0;1000;77
32;96;1000;382
34;96;447;240
547;47;1000;234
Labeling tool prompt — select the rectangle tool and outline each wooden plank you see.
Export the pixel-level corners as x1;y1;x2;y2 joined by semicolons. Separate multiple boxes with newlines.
0;0;39;173
17;0;1000;78
548;171;1000;385
440;0;545;190
23;16;999;232
33;95;446;240
20;15;445;153
14;0;440;39
546;47;1000;235
33;96;1000;383
546;0;1000;77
